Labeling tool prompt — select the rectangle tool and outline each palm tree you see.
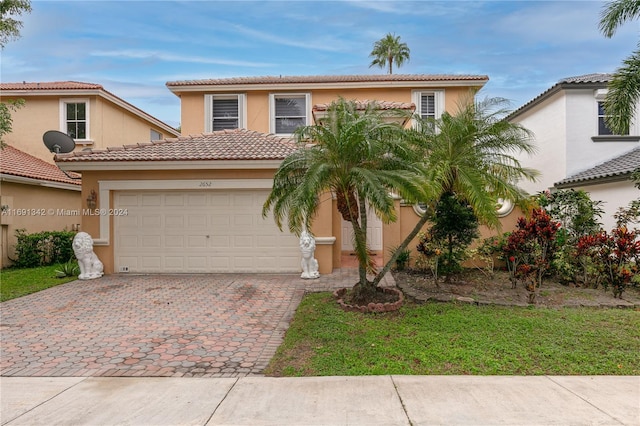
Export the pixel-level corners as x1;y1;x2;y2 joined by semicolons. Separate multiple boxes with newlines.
372;95;540;286
369;33;410;74
263;99;425;301
599;0;640;135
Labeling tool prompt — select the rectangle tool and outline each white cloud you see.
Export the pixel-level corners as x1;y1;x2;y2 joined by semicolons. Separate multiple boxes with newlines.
89;49;276;68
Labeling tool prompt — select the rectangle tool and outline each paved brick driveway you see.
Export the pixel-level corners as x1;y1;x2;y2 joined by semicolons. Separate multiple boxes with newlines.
1;270;389;378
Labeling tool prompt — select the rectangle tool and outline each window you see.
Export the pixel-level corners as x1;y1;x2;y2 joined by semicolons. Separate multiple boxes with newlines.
412;90;444;129
270;93;310;135
60;99;90;141
597;101;628;136
204;94;245;132
150;129;162;141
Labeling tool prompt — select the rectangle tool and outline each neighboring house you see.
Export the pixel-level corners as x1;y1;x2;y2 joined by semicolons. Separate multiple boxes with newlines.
0;81;180;267
508;73;640;227
0;145;82;267
56;73;514;276
0;81;180;163
555;146;640;230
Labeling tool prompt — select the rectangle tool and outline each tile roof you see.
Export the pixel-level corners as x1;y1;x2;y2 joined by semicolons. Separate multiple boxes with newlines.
167;73;489;87
312;100;415;112
0;145;81;185
556;145;640;187
0;81;103;90
508;73;613;120
558;73;613;84
1;81;180;137
55;129;297;162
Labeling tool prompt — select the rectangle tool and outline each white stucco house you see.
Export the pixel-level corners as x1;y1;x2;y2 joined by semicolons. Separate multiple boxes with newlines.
508;73;640;229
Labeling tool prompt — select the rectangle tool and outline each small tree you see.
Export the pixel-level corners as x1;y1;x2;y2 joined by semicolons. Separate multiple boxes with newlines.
416;192;479;282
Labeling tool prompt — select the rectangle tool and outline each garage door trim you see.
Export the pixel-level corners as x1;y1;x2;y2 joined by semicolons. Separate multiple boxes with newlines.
94;179;275;245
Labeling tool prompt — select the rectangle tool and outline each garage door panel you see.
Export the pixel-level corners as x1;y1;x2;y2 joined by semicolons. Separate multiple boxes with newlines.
165;194;185;206
165;236;184;248
141;257;161;269
142;194;162;206
141;215;161;228
141;235;161;248
115;190;300;273
187;235;208;248
234;236;253;248
165;215;184;227
165;257;184;269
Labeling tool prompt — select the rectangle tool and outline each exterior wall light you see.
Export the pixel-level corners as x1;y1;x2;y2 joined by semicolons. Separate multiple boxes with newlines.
86;189;97;210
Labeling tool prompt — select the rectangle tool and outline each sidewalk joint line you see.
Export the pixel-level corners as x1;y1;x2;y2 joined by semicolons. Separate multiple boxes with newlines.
544;376;627;426
390;375;415;426
204;377;239;425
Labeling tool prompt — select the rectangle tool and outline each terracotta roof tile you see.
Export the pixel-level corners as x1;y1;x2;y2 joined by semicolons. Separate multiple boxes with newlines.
0;81;103;90
55;129;297;162
167;74;489;87
313;100;415;112
1;81;179;137
556;146;640;187
1;145;81;185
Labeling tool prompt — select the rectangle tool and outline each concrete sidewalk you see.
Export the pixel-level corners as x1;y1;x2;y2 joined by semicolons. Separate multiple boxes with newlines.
2;375;638;425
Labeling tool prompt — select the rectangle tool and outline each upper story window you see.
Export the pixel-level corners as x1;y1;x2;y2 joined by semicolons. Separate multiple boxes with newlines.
150;129;163;141
204;94;246;132
597;101;628;136
270;93;311;135
60;99;90;141
412;90;444;128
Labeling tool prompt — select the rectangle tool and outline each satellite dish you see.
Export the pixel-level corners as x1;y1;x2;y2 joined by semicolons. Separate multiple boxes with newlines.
43;130;76;154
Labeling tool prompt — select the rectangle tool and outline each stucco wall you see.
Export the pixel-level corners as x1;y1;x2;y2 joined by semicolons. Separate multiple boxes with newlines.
565;90;640;178
3;95;172;164
510;91;567;194
0;182;81;267
571;180;639;231
180;86;478;136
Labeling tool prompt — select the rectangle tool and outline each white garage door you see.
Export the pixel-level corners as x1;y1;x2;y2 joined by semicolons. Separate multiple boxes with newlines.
114;190;300;273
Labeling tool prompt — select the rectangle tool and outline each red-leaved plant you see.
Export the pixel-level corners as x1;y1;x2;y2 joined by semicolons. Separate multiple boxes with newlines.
504;209;561;303
577;227;640;298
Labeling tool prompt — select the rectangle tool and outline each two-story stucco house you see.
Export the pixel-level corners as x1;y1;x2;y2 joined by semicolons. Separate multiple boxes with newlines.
1;81;180;163
0;81;180;266
508;74;640;230
55;74;502;276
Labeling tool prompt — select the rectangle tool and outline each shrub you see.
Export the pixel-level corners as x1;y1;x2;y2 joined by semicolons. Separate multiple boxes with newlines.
504;209;561;303
12;229;76;268
417;192;479;282
389;245;411;271
577;227;640;298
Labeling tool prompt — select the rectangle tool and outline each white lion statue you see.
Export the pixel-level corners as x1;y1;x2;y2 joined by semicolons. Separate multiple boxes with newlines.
300;229;320;279
72;232;104;280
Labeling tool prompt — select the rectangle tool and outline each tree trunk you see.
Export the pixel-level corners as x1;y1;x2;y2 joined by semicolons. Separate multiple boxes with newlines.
372;209;431;287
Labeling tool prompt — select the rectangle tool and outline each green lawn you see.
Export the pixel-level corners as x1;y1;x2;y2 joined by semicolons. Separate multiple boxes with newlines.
0;265;78;302
266;293;640;376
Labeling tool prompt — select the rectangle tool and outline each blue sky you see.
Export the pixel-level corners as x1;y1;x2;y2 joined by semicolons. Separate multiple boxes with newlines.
2;0;638;128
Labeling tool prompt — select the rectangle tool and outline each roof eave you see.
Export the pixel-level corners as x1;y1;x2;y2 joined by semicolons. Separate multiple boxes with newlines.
554;172;632;189
0;173;82;191
1;88;180;137
508;81;610;121
56;159;285;172
167;79;488;94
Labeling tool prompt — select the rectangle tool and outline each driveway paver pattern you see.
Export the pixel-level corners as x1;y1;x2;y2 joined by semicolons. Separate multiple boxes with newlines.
1;269;390;378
